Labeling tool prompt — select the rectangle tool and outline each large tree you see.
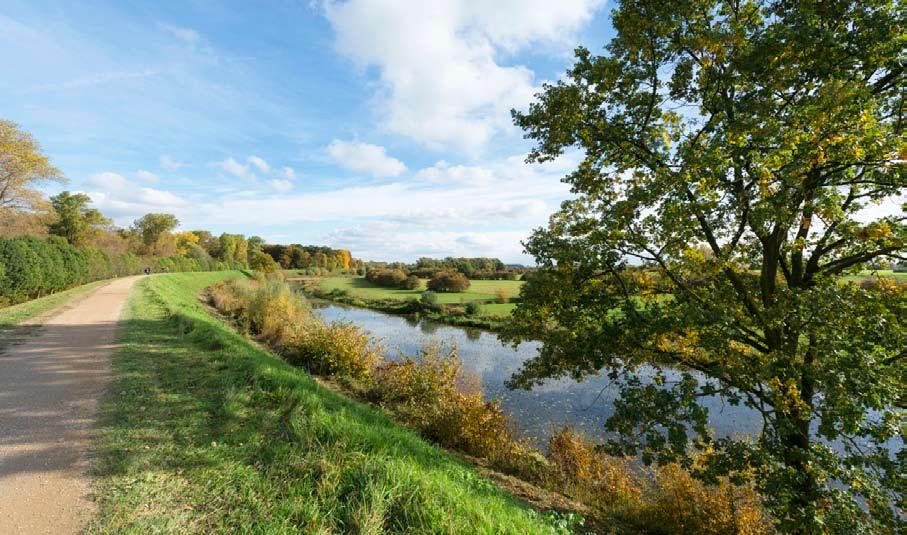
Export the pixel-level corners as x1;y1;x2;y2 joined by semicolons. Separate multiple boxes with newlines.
0;119;64;211
131;213;179;255
505;1;904;533
48;191;110;246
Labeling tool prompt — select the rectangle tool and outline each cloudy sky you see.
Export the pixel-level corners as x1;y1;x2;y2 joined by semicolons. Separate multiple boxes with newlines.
0;0;614;262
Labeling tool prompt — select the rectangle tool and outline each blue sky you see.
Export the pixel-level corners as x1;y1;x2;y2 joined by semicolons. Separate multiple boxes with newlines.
1;0;615;262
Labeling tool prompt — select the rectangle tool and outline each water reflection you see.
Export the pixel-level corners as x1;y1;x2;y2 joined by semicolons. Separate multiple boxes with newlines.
313;300;764;446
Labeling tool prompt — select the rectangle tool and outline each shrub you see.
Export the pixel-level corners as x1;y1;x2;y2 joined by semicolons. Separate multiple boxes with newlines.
244;280;310;344
465;301;481;315
369;343;514;458
366;268;418;289
400;274;421;290
494;288;509;303
642;463;774;535
286;320;381;380
545;428;642;510
420;290;439;309
540;429;774;535
427;270;471;292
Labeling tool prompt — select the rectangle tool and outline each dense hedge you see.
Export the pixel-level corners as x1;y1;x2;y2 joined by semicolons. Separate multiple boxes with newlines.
0;235;231;306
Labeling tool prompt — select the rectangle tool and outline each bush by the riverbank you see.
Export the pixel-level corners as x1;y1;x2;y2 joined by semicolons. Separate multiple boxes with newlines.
209;275;776;534
91;272;566;534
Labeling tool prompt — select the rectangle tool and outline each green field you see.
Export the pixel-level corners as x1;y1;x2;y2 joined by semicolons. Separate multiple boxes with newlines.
842;269;907;283
317;276;523;316
89;272;561;534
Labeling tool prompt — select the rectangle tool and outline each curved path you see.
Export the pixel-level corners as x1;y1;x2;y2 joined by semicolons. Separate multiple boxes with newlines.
0;276;140;534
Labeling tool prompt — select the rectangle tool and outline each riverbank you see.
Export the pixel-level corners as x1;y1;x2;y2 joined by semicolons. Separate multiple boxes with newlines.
208;275;774;535
89;273;568;534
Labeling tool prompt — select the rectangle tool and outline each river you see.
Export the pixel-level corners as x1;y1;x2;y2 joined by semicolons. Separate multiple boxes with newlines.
312;300;764;447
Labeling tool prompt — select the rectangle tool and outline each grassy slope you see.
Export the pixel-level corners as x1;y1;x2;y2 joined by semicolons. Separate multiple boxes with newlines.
90;272;560;534
318;276;522;317
0;279;111;329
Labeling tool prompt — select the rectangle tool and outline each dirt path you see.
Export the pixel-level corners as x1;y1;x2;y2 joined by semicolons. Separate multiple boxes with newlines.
0;276;140;534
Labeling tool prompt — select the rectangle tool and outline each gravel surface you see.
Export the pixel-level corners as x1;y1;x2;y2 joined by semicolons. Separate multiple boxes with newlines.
0;277;139;534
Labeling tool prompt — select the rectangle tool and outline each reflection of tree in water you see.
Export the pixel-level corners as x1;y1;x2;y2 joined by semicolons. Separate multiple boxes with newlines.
464;328;481;342
419;320;440;336
403;315;420;328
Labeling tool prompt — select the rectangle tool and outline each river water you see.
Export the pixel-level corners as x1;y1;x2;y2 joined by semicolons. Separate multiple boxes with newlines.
312;301;764;446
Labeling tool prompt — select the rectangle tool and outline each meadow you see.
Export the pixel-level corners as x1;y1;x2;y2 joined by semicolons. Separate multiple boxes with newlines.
313;275;524;316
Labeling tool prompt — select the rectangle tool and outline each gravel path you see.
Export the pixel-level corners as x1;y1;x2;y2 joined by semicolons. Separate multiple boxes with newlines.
0;277;140;534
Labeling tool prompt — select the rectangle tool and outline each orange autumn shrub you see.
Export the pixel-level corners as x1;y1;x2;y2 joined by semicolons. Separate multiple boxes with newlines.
546;428;642;510
641;463;775;535
369;343;514;458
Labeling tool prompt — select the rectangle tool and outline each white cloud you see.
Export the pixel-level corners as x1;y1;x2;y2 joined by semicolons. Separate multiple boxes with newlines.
326;140;407;177
135;169;160;182
248;155;270;173
82;172;190;222
159;154;185;170
282;167;296;180
415;161;497;187
268;179;294;192
215;157;256;180
85;171;130;190
324;0;604;153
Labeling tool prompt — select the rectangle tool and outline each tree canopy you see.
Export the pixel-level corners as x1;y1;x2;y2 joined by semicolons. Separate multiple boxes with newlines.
505;1;904;533
48;191;111;246
0;119;64;212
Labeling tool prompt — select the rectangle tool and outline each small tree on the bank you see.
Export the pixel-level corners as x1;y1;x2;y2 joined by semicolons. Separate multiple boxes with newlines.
427;271;471;293
504;1;904;533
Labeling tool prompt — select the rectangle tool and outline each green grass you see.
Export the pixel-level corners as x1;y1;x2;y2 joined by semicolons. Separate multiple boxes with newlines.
90;272;562;534
0;279;111;329
841;269;907;283
478;302;518;316
320;276;523;313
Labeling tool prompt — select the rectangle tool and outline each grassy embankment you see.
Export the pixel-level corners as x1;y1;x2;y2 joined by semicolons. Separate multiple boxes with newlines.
297;275;522;330
89;272;566;534
0;278;111;329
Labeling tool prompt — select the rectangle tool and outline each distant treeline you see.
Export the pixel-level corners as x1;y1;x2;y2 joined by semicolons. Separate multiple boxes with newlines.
365;257;528;280
262;244;363;272
414;257;505;274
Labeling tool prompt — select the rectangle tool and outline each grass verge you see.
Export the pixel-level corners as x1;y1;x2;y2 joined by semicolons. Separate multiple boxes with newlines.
89;272;566;534
0;279;111;329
